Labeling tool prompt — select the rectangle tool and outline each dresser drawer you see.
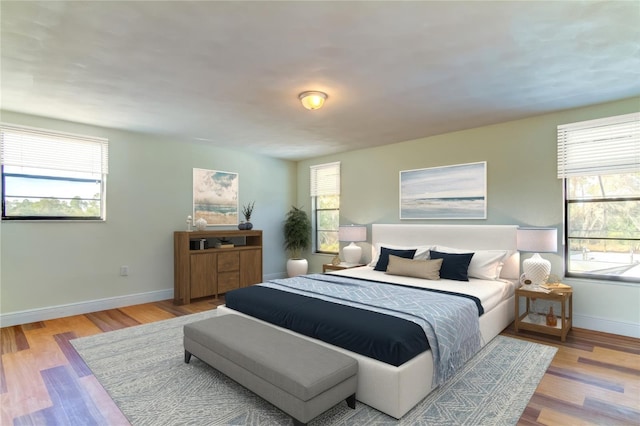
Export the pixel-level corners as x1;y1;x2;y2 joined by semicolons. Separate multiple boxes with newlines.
218;271;240;293
217;251;240;272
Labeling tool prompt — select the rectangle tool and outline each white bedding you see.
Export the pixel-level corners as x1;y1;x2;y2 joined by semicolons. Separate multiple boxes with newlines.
329;265;516;313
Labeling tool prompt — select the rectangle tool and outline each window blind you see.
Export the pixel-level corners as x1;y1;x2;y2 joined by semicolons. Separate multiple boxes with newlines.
557;112;640;178
310;162;340;196
0;123;109;175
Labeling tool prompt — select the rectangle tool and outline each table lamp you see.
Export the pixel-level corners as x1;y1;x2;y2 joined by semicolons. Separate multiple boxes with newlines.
517;227;558;287
339;225;367;265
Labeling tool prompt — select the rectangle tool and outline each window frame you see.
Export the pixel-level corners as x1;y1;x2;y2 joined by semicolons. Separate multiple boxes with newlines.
1;124;108;221
310;162;340;255
558;112;640;283
313;194;340;255
563;177;640;283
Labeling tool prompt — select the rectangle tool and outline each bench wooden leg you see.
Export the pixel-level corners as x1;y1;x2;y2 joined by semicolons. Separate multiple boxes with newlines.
184;350;192;364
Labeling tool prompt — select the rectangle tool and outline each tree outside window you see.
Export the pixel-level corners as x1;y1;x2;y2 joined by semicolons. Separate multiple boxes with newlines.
315;194;339;253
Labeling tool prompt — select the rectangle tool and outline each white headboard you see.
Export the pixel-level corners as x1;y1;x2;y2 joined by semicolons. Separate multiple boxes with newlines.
371;224;520;280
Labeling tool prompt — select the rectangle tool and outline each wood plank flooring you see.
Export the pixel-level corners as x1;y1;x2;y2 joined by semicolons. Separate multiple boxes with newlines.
1;297;638;425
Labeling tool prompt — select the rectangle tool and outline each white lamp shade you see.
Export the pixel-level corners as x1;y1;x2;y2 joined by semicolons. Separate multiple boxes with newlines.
516;228;557;253
338;225;367;242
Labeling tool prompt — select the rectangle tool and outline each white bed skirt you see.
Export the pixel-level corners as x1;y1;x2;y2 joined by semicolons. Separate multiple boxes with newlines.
217;295;514;419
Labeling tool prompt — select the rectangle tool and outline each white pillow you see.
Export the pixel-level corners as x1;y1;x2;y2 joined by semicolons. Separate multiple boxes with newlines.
435;245;508;281
369;243;433;266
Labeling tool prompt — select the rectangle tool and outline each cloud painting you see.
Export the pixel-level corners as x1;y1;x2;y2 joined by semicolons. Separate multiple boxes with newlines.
193;168;238;225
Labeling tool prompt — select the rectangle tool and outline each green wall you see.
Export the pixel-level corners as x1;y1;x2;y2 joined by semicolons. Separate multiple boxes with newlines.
1;97;638;337
0;111;296;320
297;96;640;337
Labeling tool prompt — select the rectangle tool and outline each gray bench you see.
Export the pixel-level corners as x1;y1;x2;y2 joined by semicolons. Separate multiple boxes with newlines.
184;314;358;425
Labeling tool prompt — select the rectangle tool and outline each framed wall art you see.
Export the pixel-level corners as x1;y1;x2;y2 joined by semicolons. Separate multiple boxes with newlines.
193;168;239;226
400;161;487;220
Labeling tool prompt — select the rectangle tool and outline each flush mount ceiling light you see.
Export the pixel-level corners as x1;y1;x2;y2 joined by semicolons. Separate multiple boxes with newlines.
298;91;327;110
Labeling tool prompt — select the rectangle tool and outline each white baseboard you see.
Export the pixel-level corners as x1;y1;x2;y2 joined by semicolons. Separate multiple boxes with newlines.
573;313;640;339
0;274;287;328
0;289;174;328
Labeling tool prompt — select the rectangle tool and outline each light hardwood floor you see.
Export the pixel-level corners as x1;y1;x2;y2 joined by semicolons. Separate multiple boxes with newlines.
1;297;638;425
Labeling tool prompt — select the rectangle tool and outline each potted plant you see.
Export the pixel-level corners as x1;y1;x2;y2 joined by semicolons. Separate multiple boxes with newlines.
239;201;255;230
284;206;311;277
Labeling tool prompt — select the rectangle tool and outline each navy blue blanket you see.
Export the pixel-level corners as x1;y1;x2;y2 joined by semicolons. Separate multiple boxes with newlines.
225;285;429;366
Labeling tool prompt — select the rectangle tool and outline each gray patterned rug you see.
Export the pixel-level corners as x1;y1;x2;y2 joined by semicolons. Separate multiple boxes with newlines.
72;310;557;426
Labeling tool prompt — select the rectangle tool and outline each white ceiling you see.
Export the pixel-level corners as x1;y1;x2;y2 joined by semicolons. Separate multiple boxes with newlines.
2;1;639;161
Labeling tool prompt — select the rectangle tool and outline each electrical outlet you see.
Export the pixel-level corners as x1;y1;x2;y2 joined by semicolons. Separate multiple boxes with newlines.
120;265;129;276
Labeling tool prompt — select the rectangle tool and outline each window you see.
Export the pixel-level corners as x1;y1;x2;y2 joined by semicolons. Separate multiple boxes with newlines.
310;162;340;254
558;112;639;282
1;124;109;220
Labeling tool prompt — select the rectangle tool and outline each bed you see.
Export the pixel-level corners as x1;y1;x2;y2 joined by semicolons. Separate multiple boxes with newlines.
217;224;519;419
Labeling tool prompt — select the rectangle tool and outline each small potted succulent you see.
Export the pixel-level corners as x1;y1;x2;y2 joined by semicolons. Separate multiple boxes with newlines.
239;201;255;230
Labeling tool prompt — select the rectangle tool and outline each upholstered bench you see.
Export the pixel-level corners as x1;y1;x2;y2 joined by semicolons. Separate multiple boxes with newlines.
183;314;358;425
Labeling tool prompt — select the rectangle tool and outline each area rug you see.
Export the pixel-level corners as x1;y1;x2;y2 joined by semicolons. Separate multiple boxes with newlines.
72;310;557;425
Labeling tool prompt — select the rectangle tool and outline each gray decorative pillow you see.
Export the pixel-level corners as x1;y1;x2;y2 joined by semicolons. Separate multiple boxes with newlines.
385;255;443;280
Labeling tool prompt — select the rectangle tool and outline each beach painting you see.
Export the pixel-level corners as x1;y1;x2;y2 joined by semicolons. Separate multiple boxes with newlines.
400;161;487;219
193;168;238;226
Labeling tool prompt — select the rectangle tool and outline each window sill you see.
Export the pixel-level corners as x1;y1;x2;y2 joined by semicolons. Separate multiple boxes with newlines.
563;277;639;288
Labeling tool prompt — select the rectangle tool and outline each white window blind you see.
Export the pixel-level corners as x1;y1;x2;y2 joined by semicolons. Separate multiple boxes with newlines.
310;162;340;196
0;123;109;175
557;112;640;178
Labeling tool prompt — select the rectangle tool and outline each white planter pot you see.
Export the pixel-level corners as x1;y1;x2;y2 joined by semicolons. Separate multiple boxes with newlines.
286;258;308;277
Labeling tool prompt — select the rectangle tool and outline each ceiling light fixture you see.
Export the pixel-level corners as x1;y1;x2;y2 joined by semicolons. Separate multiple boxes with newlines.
298;91;327;110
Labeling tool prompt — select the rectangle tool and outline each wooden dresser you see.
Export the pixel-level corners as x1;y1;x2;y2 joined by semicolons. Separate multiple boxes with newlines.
173;230;263;305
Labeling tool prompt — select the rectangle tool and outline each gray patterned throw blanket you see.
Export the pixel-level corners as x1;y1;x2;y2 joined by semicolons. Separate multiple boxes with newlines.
263;273;481;386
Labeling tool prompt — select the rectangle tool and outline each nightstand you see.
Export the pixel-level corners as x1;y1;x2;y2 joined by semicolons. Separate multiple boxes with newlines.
514;285;573;341
322;263;365;273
